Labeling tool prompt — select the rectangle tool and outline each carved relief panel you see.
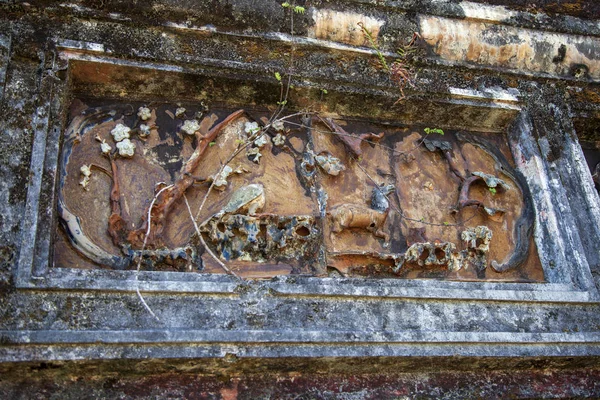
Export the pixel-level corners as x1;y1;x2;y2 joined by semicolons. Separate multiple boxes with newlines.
55;95;543;282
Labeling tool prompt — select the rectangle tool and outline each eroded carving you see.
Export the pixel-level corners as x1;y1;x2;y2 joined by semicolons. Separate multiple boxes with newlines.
402;242;460;271
398;226;493;273
55;101;540;281
328;203;390;241
315;152;345;176
456;171;509;220
461;226;493;270
371;184;395;212
319;117;385;157
327;185;395;242
202;214;319;262
456;132;535;273
216;183;266;218
422;138;464;181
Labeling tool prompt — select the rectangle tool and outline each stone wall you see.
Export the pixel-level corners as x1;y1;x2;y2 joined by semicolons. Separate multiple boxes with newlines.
1;0;600;398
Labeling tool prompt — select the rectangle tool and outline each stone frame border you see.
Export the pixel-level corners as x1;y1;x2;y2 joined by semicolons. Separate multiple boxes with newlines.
14;39;600;306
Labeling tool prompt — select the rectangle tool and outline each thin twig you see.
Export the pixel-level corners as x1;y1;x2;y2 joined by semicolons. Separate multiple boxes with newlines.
194;154;239;222
267;2;297;127
184;194;242;280
134;184;173;322
194;112;311;222
195;129;260;221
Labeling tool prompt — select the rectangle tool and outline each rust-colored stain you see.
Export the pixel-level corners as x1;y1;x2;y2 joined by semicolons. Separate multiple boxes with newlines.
219;378;240;400
419;15;600;80
309;9;383;47
54;98;543;282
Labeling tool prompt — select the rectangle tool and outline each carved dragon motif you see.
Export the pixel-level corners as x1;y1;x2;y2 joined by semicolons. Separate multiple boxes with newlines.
456;132;535;272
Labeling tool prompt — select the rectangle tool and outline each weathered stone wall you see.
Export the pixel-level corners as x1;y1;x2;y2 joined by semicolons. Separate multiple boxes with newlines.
1;0;600;398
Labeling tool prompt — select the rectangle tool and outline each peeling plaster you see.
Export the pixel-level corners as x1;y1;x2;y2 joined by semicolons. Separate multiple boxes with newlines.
459;1;521;23
420;15;600;80
309;8;384;47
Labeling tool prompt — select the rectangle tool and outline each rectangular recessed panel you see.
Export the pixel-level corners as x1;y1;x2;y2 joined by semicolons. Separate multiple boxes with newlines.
53;60;544;282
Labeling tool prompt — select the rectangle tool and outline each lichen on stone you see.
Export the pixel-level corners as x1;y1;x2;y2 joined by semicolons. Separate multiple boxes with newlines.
247;147;262;163
472;171;510;190
139;124;151;137
175;107;186;118
404;242;457;268
111;123;131;142
460;225;493;270
244;121;260;135
212;165;247;191
100;141;112;155
423;138;452;152
371;184;395;212
254;134;269;148
80;165;91;177
483;206;506;220
201;213;318;262
79;165;92;190
220;183;265;216
315;152;345;176
272;120;285;132
181;119;201;135
137;106;152;121
272;133;286;146
116;138;136;157
461;225;493;251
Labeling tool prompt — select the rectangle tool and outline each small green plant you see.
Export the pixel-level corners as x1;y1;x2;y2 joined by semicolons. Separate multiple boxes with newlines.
277;100;288;106
489;187;497;195
281;2;305;14
443;221;449;226
274;72;282;82
209;141;216;147
396;44;418;59
424;127;444;135
321;89;328;95
359;26;421;103
358;22;389;72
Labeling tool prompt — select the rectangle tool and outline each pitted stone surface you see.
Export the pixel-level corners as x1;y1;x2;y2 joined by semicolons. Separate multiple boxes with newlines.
0;2;600;397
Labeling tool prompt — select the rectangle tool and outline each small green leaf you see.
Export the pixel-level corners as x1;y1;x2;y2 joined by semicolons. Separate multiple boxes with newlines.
281;2;290;8
424;127;444;135
443;221;449;226
489;187;497;195
277;100;288;106
293;5;305;14
209;141;216;147
321;89;328;94
274;72;282;82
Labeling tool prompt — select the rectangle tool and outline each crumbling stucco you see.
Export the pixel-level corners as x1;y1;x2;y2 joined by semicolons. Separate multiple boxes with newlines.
1;1;600;397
